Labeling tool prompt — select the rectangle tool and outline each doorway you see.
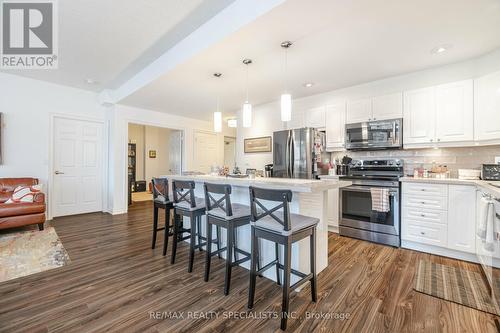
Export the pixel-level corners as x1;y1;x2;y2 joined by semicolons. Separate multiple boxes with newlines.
128;123;183;204
51;116;104;217
224;136;236;169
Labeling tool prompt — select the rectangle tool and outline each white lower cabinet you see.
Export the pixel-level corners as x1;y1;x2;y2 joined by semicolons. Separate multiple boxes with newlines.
402;182;476;258
448;185;476;253
327;188;339;230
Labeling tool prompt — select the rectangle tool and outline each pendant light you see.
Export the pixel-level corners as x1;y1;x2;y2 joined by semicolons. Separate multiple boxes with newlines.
280;41;293;122
213;72;222;133
242;58;252;128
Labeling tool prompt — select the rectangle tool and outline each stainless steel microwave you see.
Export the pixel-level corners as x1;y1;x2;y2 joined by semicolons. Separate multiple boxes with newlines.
345;118;402;150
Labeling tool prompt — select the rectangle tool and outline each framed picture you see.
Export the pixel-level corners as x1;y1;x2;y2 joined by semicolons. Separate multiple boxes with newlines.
149;150;157;158
244;136;272;153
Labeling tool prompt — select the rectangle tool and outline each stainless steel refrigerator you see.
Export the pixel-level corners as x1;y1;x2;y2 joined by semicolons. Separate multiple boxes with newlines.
273;128;325;179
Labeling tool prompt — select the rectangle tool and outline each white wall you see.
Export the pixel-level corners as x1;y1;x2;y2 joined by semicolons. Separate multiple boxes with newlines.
236;48;500;169
108;103;236;214
0;71;236;217
0;72;107;215
144;126;171;182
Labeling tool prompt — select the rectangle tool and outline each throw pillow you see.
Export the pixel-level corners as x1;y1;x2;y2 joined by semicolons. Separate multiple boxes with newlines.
5;185;43;204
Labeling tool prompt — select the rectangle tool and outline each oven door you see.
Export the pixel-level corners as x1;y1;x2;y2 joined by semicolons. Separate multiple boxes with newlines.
339;185;400;236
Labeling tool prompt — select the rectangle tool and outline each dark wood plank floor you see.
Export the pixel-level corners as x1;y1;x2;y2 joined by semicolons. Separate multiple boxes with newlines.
0;201;498;332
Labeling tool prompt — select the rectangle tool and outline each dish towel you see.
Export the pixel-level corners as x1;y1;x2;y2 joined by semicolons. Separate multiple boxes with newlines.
484;202;495;252
477;196;491;239
371;188;390;213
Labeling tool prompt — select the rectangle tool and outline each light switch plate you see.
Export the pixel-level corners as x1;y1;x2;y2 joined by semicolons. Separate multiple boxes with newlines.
495;156;500;164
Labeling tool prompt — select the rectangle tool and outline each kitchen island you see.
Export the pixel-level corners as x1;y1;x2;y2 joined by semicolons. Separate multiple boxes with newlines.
161;174;351;283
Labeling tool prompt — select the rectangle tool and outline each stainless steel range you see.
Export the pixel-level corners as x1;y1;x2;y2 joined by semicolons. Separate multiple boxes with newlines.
339;158;403;247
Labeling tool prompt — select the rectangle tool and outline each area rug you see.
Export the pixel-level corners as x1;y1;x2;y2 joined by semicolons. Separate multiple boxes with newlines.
0;227;70;283
414;260;500;316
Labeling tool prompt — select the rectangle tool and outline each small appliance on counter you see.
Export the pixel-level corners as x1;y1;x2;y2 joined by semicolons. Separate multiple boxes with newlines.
264;164;273;177
481;164;500;181
458;169;481;180
335;155;352;176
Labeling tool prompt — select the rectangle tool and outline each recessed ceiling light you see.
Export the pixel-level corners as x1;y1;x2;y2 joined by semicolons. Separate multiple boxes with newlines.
431;44;452;55
85;78;99;85
303;82;314;88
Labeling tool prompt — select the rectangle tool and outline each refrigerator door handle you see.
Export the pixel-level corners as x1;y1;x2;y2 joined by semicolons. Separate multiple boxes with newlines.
290;132;295;178
285;131;292;178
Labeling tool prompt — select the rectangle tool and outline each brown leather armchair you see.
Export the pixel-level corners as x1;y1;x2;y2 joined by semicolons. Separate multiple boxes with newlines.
0;178;46;230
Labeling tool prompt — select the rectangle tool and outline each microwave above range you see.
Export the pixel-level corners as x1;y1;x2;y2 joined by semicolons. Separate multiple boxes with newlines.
345;118;402;151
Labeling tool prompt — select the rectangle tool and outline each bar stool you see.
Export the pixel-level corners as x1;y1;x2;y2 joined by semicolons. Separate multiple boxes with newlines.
203;183;251;295
171;180;206;273
151;178;175;256
247;186;318;331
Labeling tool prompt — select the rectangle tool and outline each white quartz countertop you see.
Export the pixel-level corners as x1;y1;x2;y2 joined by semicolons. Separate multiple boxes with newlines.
400;176;500;198
161;174;351;193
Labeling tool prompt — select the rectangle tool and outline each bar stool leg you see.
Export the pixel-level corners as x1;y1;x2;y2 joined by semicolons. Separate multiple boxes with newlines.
248;227;257;308
216;226;222;259
310;228;317;302
171;212;179;264
204;218;213;282
163;208;170;256
152;206;158;249
275;242;281;285
224;226;234;295
188;213;196;273
233;228;238;262
197;215;203;252
281;239;292;331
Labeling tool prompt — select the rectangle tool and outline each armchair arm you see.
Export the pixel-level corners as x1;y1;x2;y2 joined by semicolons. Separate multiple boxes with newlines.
33;192;45;204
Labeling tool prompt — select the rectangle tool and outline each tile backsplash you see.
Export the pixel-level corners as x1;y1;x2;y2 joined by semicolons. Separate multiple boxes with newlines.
329;145;500;177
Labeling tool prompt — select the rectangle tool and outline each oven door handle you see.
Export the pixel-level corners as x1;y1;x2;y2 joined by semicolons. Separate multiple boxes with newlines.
342;186;398;196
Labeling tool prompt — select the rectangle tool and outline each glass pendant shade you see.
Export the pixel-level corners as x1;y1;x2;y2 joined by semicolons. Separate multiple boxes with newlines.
242;102;252;128
281;93;292;122
213;111;222;132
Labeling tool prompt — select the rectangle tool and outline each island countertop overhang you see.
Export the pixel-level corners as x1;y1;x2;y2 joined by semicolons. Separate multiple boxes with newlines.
160;174;351;193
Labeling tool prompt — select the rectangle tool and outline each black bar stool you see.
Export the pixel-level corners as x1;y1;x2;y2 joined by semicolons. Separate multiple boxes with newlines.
151;178;174;256
171;180;206;273
247;186;318;331
203;183;251;295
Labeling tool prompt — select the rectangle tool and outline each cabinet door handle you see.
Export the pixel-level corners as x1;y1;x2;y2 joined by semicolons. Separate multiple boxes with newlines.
421;214;426;217
420;231;426;235
421;201;426;204
430;139;434;142
437;138;441;142
421;189;426;191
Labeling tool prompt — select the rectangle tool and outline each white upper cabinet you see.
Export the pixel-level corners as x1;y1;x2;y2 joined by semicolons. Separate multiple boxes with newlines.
475;71;500;141
372;92;403;121
305;106;326;128
287;108;304;129
325;102;346;150
403;87;436;144
435;80;474;143
346;98;371;124
447;185;476;254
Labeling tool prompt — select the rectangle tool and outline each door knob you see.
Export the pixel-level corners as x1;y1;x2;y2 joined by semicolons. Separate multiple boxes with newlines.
55;171;65;175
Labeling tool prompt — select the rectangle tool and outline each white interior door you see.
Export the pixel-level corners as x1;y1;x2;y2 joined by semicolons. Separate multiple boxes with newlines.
194;131;218;173
53;117;103;217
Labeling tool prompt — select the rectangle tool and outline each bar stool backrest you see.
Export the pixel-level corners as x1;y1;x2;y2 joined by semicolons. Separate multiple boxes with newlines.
203;183;233;217
172;180;196;208
249;186;292;232
151;178;169;202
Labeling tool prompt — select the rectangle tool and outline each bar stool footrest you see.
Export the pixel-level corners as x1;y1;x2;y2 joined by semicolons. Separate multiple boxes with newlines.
257;259;279;275
290;273;314;291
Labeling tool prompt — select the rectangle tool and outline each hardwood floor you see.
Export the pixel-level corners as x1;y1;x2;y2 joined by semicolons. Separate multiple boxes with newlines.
0;201;498;332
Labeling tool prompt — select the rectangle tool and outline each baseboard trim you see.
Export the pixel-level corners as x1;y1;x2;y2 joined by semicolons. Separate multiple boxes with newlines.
402;240;478;264
328;225;339;233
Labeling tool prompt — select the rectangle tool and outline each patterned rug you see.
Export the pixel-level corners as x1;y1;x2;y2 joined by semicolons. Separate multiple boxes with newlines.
0;227;70;283
414;260;500;316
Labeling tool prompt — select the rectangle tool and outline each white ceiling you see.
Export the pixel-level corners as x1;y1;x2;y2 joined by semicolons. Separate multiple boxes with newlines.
121;0;500;120
0;0;235;91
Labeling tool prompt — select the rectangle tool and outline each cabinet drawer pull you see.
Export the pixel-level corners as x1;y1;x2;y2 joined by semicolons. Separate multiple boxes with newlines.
421;189;426;191
421;214;426;217
420;231;426;235
421;201;426;204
